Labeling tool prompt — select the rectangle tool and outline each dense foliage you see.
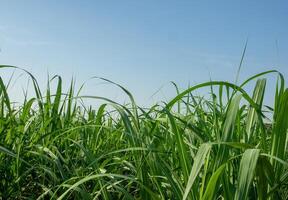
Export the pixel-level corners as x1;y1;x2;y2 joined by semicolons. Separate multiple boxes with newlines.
0;65;288;199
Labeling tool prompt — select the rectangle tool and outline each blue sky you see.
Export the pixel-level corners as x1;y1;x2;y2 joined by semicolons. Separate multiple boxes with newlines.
0;1;287;105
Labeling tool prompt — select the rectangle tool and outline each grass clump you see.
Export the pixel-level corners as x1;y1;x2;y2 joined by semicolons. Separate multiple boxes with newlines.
0;65;288;199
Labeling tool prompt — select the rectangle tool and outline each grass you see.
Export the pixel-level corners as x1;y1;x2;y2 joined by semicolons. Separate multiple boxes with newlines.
0;65;288;199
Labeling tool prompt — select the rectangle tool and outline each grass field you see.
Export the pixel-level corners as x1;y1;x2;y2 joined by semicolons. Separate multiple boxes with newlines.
0;65;288;199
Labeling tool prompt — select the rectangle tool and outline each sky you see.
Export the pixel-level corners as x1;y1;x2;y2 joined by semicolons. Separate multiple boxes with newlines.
0;0;287;106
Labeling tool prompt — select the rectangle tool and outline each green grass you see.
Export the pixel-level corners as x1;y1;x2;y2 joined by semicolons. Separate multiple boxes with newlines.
0;65;288;199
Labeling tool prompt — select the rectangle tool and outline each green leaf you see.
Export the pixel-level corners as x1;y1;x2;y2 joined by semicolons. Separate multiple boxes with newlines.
234;149;260;200
202;164;226;200
183;143;211;200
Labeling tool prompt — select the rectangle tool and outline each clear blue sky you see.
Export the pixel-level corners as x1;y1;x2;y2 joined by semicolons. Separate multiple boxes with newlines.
0;1;287;106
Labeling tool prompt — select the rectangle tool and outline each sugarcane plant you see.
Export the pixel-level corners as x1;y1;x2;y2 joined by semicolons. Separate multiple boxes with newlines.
0;65;287;199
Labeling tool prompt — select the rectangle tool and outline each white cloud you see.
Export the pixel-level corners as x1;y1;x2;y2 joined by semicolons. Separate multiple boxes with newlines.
0;25;54;47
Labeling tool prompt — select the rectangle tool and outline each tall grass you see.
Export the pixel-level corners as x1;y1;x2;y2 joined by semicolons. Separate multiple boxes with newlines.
0;65;288;199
